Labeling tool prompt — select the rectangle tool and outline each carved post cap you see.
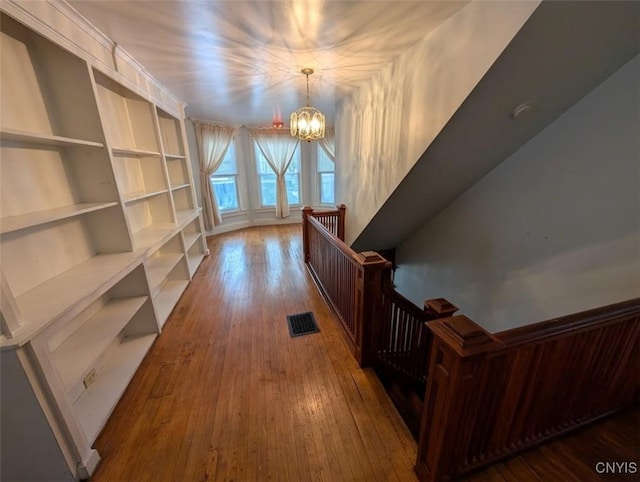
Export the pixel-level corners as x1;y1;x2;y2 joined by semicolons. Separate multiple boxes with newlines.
356;251;386;264
429;315;499;357
424;298;459;318
302;206;313;216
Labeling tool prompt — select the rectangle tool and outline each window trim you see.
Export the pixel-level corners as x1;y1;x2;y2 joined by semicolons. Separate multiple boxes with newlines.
316;144;335;206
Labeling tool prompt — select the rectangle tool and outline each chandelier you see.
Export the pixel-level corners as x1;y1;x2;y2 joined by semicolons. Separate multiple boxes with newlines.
290;68;325;141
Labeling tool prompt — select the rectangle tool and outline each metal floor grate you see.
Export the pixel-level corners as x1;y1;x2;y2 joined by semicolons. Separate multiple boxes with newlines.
286;311;320;337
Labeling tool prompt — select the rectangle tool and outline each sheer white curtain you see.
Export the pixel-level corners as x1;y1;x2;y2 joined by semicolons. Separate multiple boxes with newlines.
193;121;236;229
251;128;300;218
318;126;335;161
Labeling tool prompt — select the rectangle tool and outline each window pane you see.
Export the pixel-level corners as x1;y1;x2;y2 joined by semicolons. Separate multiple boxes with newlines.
216;142;237;175
210;175;239;210
260;173;277;206
288;149;300;173
285;173;300;205
257;156;272;174
317;145;334;172
320;172;335;204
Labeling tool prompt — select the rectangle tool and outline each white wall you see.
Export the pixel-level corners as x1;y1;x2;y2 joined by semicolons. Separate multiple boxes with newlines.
393;55;640;333
334;1;540;245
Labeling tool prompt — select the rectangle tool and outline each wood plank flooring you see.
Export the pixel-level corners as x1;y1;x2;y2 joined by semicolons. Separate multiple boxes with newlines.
92;224;638;482
466;407;639;482
91;224;418;482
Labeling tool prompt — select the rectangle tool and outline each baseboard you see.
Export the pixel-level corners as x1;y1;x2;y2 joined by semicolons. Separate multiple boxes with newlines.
206;217;302;236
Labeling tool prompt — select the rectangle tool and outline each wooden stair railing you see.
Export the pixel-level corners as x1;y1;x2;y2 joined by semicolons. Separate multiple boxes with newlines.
415;298;640;481
302;206;389;366
306;204;345;241
376;290;460;387
302;205;459;439
302;207;639;479
374;279;459;437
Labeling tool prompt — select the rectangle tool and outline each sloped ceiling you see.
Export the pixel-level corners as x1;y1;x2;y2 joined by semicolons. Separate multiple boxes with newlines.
70;0;468;125
351;0;640;251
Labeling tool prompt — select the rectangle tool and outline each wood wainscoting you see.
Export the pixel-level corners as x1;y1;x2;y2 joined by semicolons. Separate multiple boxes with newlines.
416;299;640;481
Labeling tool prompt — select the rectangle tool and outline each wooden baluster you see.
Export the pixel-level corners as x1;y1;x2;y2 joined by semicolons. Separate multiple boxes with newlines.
415;316;500;482
302;206;313;263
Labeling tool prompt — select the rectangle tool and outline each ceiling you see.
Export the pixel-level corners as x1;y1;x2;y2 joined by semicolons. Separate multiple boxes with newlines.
70;0;469;126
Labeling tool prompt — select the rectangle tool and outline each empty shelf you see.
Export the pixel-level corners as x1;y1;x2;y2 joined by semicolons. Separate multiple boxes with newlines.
0;202;118;234
14;253;139;344
73;333;156;442
52;296;148;398
0;128;104;148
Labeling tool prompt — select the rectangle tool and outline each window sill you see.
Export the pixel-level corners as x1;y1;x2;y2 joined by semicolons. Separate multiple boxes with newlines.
221;209;247;219
254;205;302;214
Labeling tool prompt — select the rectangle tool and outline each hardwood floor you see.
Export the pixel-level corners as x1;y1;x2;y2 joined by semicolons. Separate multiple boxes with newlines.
91;224;638;482
465;407;639;482
91;224;417;482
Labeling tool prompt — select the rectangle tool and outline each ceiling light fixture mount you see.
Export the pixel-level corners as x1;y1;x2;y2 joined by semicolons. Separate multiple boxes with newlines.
290;68;325;142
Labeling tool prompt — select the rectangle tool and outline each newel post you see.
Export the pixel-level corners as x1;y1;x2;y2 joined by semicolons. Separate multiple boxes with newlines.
302;206;313;263
424;298;459;320
415;316;500;481
353;251;392;367
337;204;346;241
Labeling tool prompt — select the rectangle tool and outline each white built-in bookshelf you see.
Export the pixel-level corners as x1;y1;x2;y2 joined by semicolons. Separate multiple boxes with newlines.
0;5;209;481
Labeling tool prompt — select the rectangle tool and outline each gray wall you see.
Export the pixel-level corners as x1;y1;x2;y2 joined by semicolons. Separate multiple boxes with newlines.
393;55;640;332
1;350;75;482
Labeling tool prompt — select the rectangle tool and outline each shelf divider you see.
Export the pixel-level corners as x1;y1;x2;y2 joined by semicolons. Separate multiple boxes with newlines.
0;128;104;148
112;147;162;158
164;153;186;160
0;202;119;235
124;189;169;204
